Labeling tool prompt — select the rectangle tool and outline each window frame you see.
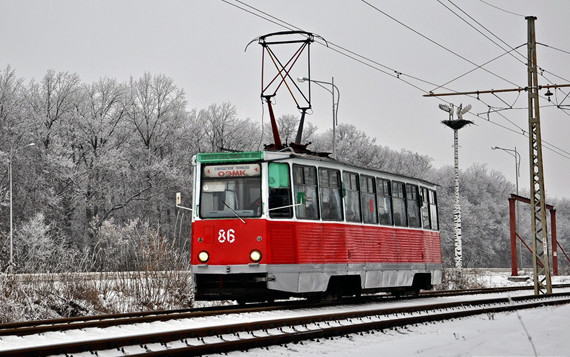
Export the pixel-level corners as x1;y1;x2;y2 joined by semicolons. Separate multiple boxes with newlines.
360;174;378;224
268;162;293;219
292;164;320;220
376;178;393;226
318;167;344;221
391;181;407;227
343;170;362;223
406;184;421;228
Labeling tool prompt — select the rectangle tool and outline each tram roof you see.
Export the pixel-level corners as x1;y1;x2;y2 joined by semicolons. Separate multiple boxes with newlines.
194;150;437;188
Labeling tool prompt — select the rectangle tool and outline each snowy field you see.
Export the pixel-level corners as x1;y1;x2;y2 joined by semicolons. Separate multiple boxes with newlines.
225;273;570;357
223;304;570;357
1;271;569;356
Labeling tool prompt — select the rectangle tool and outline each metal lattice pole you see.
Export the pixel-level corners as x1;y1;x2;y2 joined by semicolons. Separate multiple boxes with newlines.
526;16;552;295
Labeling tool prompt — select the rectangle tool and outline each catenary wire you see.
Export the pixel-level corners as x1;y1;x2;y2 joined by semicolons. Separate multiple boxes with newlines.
222;0;570;160
361;0;520;88
436;1;570;118
478;0;526;17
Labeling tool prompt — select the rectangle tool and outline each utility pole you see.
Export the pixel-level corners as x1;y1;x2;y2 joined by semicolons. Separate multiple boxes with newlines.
440;104;472;276
526;16;552;295
425;16;556;295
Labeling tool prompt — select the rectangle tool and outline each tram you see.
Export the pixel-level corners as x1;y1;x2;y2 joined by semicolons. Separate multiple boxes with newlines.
190;150;442;302
189;31;442;302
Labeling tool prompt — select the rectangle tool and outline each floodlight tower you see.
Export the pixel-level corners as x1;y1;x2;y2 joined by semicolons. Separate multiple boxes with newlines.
440;103;472;276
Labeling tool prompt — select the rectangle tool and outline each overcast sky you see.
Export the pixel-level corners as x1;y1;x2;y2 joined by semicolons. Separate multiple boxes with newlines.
2;0;570;198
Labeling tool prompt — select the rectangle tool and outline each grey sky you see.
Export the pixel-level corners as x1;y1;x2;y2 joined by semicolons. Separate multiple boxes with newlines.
2;0;569;198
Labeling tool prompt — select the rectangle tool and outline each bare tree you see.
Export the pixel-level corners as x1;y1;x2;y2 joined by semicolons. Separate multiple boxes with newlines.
25;70;81;150
126;73;186;154
197;102;260;152
0;66;25;138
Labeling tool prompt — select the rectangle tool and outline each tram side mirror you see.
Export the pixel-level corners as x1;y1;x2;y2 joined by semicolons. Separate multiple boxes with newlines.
296;192;306;205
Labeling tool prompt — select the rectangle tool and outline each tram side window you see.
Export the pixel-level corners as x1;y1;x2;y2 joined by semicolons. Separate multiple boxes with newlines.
319;168;343;221
360;175;377;224
376;178;393;225
268;163;293;219
429;189;439;230
406;184;421;228
293;165;319;220
343;171;361;222
421;187;431;229
392;181;407;227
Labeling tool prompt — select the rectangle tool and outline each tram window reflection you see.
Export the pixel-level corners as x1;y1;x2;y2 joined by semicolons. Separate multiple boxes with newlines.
319;167;343;221
268;163;293;218
376;178;393;225
293;165;319;220
406;184;421;228
392;181;407;227
360;175;377;224
343;171;361;223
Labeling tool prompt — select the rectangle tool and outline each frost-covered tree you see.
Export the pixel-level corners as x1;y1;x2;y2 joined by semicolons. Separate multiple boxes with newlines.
196;102;260;152
13;213;82;273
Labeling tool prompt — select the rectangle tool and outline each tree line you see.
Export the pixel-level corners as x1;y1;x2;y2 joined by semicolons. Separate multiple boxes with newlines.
0;65;568;273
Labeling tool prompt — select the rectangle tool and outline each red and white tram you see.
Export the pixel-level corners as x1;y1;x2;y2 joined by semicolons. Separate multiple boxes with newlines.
190;150;442;302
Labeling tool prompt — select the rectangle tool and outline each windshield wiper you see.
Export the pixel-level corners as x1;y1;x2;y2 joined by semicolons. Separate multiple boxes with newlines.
221;199;246;224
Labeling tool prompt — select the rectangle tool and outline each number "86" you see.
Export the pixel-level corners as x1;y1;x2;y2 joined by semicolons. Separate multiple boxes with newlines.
218;229;236;243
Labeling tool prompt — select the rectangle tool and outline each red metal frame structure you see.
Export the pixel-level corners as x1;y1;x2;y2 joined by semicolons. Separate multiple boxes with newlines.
509;194;570;276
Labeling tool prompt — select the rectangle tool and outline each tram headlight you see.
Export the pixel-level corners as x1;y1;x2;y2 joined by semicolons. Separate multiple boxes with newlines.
250;249;262;263
197;251;210;263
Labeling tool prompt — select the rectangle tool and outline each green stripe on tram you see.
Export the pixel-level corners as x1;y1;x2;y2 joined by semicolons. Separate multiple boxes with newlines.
196;151;264;163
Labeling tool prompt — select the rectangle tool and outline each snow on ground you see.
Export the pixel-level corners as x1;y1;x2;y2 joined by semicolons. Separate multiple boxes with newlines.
225;304;570;357
224;273;570;357
1;271;569;356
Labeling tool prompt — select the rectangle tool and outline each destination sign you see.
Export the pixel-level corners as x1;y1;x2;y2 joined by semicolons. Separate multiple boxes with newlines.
204;164;261;178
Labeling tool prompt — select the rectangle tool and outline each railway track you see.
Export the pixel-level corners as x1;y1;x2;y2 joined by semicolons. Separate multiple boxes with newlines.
2;284;563;338
1;286;569;356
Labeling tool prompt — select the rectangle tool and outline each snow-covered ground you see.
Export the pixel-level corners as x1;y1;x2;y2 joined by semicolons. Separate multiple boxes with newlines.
1;272;569;356
225;273;570;357
223;304;569;357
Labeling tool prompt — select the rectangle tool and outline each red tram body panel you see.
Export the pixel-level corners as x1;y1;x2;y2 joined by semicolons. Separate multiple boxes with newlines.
192;220;441;265
190;151;442;302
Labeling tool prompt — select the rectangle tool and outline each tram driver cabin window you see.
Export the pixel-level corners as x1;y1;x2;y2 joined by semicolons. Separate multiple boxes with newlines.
268;163;293;219
293;165;319;220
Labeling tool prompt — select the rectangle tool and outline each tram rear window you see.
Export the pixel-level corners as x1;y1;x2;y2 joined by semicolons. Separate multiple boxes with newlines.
429;189;439;230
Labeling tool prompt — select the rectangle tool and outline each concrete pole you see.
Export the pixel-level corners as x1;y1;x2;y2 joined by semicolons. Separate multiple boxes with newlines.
453;129;462;274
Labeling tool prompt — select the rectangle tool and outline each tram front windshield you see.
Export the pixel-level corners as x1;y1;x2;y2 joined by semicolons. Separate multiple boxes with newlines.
199;163;262;219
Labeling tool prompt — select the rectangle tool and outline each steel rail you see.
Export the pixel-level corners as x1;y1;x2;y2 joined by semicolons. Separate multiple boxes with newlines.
1;284;569;338
1;292;569;357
